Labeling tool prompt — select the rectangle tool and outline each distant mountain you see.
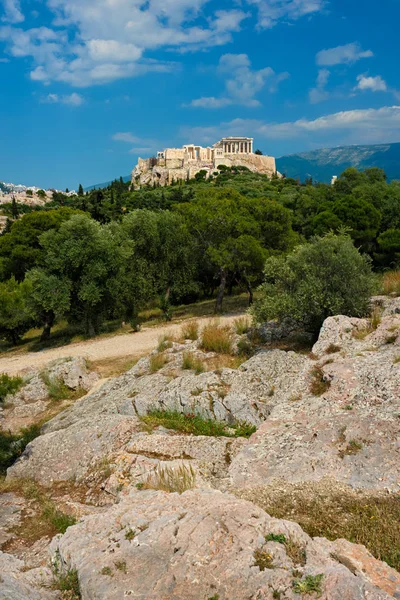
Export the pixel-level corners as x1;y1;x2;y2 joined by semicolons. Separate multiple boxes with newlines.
84;175;130;192
276;142;400;183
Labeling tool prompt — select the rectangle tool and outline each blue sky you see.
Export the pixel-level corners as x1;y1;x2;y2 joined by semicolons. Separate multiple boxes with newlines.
0;0;399;189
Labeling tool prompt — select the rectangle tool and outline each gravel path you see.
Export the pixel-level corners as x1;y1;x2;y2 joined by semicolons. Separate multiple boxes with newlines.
0;314;243;376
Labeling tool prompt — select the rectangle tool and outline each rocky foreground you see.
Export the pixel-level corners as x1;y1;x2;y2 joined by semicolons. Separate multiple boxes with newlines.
1;297;400;599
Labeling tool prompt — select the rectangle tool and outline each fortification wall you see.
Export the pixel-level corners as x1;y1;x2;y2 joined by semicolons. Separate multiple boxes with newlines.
165;148;185;160
215;154;276;175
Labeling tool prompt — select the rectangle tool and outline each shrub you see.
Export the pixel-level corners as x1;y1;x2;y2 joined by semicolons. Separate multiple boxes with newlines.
252;233;376;336
40;372;71;401
53;567;81;599
293;574;323;595
141;409;256;438
0;373;23;403
182;351;204;374
200;323;233;354
0;424;41;473
253;548;274;570
181;320;199;341
237;338;254;358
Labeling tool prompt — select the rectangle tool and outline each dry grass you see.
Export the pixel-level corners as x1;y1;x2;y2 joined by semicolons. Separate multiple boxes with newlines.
181;321;199;341
157;335;174;352
142;464;196;494
0;479;77;550
204;354;246;371
237;484;400;571
182;351;205;374
88;355;142;378
325;344;341;354
233;317;251;335
352;326;374;340
382;271;400;296
265;533;306;566
200;322;233;354
370;307;382;330
309;366;331;396
149;353;168;373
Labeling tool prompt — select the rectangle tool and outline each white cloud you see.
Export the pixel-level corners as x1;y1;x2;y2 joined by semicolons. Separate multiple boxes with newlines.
113;132;158;154
246;0;325;29
181;106;400;146
188;53;289;108
112;132;142;144
0;0;327;87
0;1;252;86
316;42;373;66
43;92;84;105
309;68;330;103
1;0;24;23
355;74;387;92
129;147;153;154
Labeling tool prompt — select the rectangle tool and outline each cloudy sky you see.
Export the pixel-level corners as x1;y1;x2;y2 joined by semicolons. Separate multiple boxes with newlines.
0;0;399;188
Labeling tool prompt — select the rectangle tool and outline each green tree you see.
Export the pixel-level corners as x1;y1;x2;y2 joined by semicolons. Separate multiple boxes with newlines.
251;233;376;336
11;196;19;219
177;190;294;312
0;277;33;344
33;215;132;335
37;189;46;199
0;208;81;282
78;184;84;196
25;269;72;341
332;197;381;246
121;210;195;320
376;229;400;267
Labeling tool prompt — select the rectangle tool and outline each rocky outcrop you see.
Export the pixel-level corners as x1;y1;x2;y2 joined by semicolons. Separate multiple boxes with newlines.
2;300;400;598
1;357;99;432
50;488;399;599
0;552;57;600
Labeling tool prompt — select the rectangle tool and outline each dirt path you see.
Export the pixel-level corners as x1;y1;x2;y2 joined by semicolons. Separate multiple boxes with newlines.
0;314;243;376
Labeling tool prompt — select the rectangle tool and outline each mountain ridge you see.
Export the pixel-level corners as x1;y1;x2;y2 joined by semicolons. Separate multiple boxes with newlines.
276;141;400;182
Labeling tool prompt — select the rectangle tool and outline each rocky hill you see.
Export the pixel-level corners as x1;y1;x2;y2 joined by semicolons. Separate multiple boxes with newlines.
1;299;400;599
276;142;400;182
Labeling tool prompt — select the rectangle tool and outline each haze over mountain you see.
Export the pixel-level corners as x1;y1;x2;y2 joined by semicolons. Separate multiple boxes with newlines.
276;142;400;183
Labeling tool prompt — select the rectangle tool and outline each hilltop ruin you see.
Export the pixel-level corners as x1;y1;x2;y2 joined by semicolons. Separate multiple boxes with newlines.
131;137;278;187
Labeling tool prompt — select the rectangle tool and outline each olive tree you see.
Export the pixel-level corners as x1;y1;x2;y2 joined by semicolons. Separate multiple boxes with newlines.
251;233;376;336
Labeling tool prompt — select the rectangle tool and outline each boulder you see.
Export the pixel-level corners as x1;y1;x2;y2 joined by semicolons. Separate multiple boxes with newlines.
50;488;399;600
0;552;57;600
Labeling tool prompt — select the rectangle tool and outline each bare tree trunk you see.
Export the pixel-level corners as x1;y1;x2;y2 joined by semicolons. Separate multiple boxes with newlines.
40;310;55;342
244;276;253;306
215;268;227;314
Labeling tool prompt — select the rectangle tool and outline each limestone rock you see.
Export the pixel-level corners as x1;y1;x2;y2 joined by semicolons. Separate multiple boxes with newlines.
50;489;398;600
47;357;99;391
0;552;58;600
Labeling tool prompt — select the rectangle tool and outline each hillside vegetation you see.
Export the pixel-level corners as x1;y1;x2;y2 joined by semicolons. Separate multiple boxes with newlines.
0;166;399;347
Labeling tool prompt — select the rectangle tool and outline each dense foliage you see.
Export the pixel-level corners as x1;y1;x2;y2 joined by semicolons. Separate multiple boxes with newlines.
0;165;399;344
251;233;376;335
